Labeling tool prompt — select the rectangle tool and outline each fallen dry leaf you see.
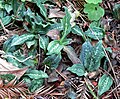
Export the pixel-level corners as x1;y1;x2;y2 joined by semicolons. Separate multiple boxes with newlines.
46;29;60;40
0;58;28;79
63;46;81;64
48;8;65;18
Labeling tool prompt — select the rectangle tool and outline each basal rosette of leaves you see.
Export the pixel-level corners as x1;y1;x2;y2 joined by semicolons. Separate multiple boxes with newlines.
67;41;113;96
67;40;105;75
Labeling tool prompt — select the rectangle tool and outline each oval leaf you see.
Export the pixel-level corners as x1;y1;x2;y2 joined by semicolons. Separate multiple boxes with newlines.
87;40;105;71
47;40;64;55
80;41;93;68
84;4;104;21
25;70;48;79
84;27;104;40
98;74;113;96
11;34;35;46
35;1;47;18
67;64;85;76
72;25;83;37
62;7;71;35
39;36;49;51
43;53;61;69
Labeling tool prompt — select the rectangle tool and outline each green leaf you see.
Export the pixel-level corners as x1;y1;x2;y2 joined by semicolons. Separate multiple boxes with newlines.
84;27;104;40
87;40;104;71
26;40;37;48
105;47;112;53
11;0;20;14
98;74;113;96
33;0;48;3
49;23;63;31
85;0;102;4
113;4;120;19
39;36;49;51
80;41;104;72
47;40;64;55
5;4;13;13
0;74;15;82
0;16;11;26
3;35;19;52
67;64;85;76
80;41;93;68
25;70;48;79
35;1;47;18
29;79;43;92
11;34;35;46
43;53;61;69
62;7;71;35
84;4;104;21
72;25;83;37
0;1;4;9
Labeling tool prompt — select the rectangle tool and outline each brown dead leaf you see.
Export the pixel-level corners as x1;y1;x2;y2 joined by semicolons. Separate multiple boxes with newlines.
46;29;60;40
63;46;81;64
0;58;28;79
48;8;65;18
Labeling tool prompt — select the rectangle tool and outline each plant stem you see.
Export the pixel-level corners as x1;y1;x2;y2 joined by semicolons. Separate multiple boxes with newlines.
85;78;99;99
60;32;67;44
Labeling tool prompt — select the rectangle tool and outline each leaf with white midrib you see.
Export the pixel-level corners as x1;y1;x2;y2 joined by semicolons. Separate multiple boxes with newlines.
98;74;113;96
11;34;35;46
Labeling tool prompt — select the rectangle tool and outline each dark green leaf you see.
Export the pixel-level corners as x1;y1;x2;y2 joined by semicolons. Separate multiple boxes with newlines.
0;74;15;82
62;7;71;35
98;74;113;96
84;27;104;40
11;0;19;14
26;40;37;49
25;70;48;79
47;40;64;55
39;36;49;51
29;79;43;92
80;41;93;68
43;53;61;69
87;40;104;71
11;34;35;46
72;25;83;36
35;1;47;18
67;64;85;76
113;4;120;19
0;16;11;27
5;4;12;13
3;35;19;52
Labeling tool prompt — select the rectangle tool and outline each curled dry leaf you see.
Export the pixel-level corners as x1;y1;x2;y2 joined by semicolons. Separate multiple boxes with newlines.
46;29;60;40
0;58;28;79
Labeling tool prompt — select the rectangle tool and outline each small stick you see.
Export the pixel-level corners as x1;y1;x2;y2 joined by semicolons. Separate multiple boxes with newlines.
0;19;9;34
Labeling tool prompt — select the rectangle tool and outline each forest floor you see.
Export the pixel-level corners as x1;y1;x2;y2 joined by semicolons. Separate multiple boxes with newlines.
0;0;120;99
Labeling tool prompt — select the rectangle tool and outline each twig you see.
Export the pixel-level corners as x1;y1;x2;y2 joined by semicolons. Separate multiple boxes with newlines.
85;78;99;99
104;83;120;99
0;19;9;34
55;69;78;89
2;54;33;63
